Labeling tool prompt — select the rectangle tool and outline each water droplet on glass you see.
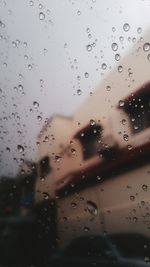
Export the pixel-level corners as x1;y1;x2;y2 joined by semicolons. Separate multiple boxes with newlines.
111;42;118;51
17;145;24;153
84;226;90;232
55;155;61;162
6;147;10;152
39;3;43;9
12;41;17;48
71;202;77;208
101;63;107;70
43;192;49;200
97;175;102;181
90;119;95;126
133;216;138;222
28;64;32;70
130;195;135;201
123;134;129;142
115;53;120;61
137;27;142;34
33;101;39;109
121;119;126;125
143;43;150;52
39;12;45;20
118;65;123;73
45;136;49;142
87;200;98;216
134;125;139;131
112;27;116;32
18;84;23;91
29;0;34;6
86;44;92;52
84;72;89;78
127;145;132;150
123;23;130;32
142;184;148;191
23;42;27;47
37;115;42;121
77;10;81;16
119;36;124;42
77;89;82;95
106;85;111;91
147;54;150;61
119;100;125;107
24;54;28;60
71;148;76;154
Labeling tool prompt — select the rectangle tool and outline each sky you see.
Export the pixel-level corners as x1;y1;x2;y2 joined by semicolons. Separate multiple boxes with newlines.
1;0;150;177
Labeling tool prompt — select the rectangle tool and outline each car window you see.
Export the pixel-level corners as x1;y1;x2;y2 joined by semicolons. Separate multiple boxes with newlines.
1;1;150;266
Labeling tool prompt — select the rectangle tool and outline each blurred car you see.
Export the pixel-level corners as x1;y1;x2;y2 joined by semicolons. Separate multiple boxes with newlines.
49;235;150;267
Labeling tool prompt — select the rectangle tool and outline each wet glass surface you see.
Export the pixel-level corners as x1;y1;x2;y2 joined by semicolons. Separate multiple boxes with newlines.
1;0;150;266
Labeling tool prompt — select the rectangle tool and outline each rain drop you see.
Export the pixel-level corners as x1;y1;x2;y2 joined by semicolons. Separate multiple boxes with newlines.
84;72;89;78
127;145;132;150
112;27;116;32
45;136;49;142
137;27;142;34
55;155;61;162
133;216;138;222
123;134;129;142
123;23;130;32
111;42;118;51
147;54;150;61
71;148;76;155
12;41;17;48
106;85;111;91
29;0;34;6
119;36;124;42
143;43;150;52
33;101;39;109
90;119;95;126
71;202;77;208
6;147;10;152
142;184;148;191
28;64;32;70
77;89;82;96
17;145;24;153
77;10;81;16
39;12;45;20
87;200;98;216
130;195;135;201
115;54;120;61
43;192;49;200
86;44;92;52
119;100;125;107
101;63;107;70
84;226;90;232
24;55;28;60
118;65;123;73
18;84;23;92
37;115;42;121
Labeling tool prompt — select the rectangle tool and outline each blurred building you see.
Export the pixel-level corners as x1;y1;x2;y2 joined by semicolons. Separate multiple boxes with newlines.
35;31;150;248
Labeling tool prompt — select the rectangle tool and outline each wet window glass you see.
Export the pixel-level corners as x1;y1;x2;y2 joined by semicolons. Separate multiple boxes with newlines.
1;1;150;267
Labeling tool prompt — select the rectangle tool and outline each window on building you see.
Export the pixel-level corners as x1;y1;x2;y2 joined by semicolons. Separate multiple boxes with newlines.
75;124;102;160
39;156;51;177
119;83;150;134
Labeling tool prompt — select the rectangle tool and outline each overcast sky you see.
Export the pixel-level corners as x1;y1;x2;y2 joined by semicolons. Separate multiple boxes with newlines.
1;0;150;177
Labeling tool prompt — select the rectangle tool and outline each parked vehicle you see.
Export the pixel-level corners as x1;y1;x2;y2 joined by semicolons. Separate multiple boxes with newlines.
49;235;150;267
